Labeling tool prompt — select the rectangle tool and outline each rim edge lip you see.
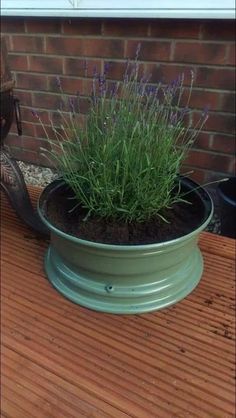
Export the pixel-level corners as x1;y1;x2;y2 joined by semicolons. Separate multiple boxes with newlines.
37;179;214;251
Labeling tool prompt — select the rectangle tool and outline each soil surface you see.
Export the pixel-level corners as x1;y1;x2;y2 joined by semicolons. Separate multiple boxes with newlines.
44;184;207;245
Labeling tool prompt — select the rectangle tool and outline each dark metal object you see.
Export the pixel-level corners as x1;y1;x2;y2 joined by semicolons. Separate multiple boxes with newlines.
1;147;49;235
0;68;49;235
14;97;23;136
0;90;14;142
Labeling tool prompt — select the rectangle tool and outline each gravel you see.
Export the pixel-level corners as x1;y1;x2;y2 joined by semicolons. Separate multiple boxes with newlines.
17;160;58;187
17;160;221;234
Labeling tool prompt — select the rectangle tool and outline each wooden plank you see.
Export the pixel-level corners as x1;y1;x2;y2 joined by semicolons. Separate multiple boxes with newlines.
1;188;235;418
199;231;236;260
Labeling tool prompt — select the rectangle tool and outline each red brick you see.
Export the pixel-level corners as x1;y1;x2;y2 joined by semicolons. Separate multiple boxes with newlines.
145;63;196;85
62;19;102;35
12;35;44;53
205;171;227;182
77;97;90;114
103;60;126;80
194;132;212;151
21;149;39;164
32;92;62;110
103;20;148;37
7;121;18;135
9;54;28;71
219;92;235;113
4;133;22;148
211;134;235;154
21;107;51;124
181;166;207;184
181;89;220;112
11;146;39;164
1;18;25;33
227;44;235;66
32;92;80;114
196;67;235;90
35;124;59;141
21;136;40;151
193;112;235;135
201;21;235;41
174;42;227;65
15;90;33;107
22;136;38;151
46;38;124;58
64;58;102;77
126;40;171;61
21;122;36;137
182;166;226;183
82;79;94;95
186;149;233;173
25;19;61;34
16;73;48;91
38;153;54;168
2;35;11;51
104;60;145;81
48;76;83;95
43;110;69;127
29;56;63;74
150;20;201;39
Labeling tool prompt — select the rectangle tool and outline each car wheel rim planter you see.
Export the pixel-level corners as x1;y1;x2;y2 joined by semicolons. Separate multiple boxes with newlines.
37;178;213;314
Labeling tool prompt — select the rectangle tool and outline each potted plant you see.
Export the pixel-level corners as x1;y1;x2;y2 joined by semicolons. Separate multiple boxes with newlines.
36;57;213;314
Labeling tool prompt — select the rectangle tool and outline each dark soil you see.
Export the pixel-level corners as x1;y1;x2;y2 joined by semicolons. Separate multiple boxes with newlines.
44;184;207;245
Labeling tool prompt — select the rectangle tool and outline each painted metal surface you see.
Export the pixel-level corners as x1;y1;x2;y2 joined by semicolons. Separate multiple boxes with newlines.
38;178;213;313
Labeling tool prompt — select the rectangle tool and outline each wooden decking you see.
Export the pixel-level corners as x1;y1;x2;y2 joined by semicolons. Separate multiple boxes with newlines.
1;187;235;418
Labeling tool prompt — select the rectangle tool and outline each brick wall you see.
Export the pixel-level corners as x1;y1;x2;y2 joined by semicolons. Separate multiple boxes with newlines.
1;17;235;183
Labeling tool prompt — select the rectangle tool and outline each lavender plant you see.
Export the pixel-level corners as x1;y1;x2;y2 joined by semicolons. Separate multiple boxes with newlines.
38;59;208;223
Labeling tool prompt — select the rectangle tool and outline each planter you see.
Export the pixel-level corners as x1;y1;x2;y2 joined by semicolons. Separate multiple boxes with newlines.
218;177;236;239
38;178;213;314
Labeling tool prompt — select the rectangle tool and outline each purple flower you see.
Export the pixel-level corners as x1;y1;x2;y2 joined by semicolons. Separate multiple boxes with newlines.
98;75;106;95
110;82;118;97
68;97;76;113
202;105;209;118
31;109;39;119
124;73;129;84
179;107;190;120
104;62;110;75
170;77;179;89
56;76;62;89
170;112;178;126
135;43;141;60
144;85;156;96
91;92;97;104
93;66;98;78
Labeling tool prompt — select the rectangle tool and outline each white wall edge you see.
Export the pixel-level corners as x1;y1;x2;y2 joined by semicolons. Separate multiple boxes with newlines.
1;9;235;19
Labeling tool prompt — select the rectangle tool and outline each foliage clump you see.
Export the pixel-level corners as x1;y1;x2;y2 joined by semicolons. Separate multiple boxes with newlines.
37;56;208;223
